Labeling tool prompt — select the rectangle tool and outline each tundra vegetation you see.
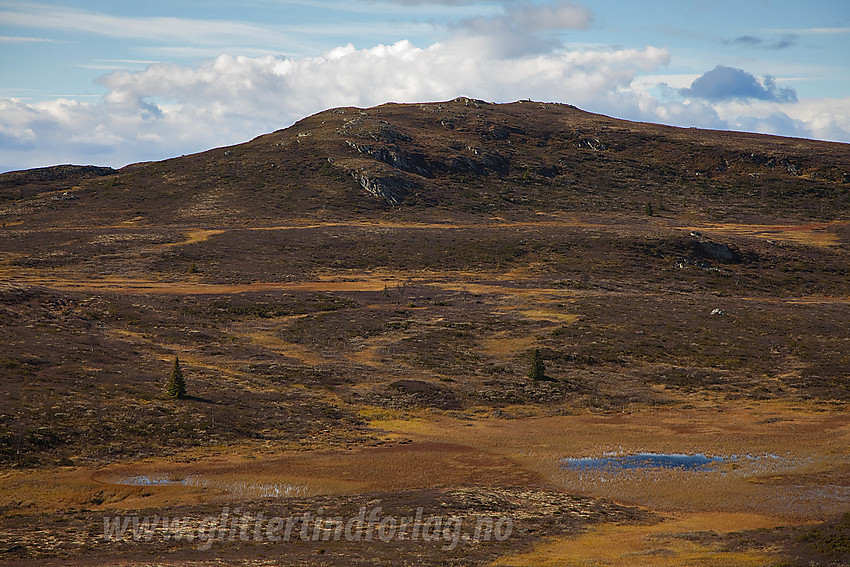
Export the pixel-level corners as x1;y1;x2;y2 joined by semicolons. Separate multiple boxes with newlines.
0;98;848;566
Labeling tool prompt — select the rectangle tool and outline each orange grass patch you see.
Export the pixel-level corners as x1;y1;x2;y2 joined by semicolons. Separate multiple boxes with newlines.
160;228;225;248
2;400;847;524
493;511;785;567
0;441;540;513
482;332;540;356
678;221;845;247
368;399;850;520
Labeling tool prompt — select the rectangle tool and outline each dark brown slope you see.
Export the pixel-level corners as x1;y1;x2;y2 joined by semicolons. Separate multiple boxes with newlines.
0;164;115;202
1;99;849;487
2;98;848;226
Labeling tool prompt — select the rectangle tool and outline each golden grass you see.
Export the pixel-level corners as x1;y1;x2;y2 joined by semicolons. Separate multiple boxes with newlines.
160;228;225;247
240;328;327;366
678;221;844;247
3;393;847;567
0;439;536;512
517;309;579;324
0;276;392;294
366;398;850;520
107;215;145;227
108;328;273;391
493;512;783;567
349;330;414;366
483;333;539;356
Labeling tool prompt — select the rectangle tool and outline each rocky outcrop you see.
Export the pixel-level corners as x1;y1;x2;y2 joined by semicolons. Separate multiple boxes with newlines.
691;239;742;263
741;153;804;175
354;171;414;205
347;141;433;177
448;156;485;175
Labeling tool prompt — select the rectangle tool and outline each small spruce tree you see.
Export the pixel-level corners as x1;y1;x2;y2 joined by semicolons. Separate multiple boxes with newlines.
528;348;546;381
166;356;187;399
645;201;654;216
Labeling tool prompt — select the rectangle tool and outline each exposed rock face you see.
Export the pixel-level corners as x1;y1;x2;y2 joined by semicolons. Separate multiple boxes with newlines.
347;141;433;177
487;125;511;140
448;155;485;175
337;102;520;203
481;153;510;174
743;153;804;175
354;171;414;205
346;137;511;187
691;239;742;263
417;150;512;177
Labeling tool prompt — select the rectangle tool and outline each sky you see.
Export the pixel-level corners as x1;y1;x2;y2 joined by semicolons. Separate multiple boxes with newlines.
1;0;848;172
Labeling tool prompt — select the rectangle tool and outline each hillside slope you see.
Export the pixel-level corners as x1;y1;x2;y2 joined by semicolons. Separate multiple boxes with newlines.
1;99;849;567
2;97;848;227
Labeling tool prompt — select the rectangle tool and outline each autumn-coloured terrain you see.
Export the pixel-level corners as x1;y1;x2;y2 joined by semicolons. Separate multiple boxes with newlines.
1;99;848;566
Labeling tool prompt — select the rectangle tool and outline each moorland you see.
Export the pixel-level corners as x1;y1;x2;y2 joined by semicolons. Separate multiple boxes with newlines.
0;98;849;566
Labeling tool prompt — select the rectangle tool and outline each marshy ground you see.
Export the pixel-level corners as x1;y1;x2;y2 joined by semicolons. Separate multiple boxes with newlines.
1;98;849;565
1;213;848;566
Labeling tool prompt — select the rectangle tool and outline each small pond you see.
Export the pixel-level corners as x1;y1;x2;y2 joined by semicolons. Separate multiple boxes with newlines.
109;474;313;498
562;452;724;472
115;475;199;486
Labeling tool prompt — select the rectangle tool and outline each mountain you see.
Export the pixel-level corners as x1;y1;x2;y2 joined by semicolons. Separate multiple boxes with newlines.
1;99;849;566
3;97;848;226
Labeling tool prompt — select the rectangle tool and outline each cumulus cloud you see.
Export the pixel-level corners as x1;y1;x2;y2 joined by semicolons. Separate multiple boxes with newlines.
0;39;667;170
712;97;850;142
0;38;847;172
680;65;797;103
452;1;592;56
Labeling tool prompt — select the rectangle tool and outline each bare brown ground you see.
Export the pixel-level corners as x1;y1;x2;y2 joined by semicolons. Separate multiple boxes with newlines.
2;215;848;565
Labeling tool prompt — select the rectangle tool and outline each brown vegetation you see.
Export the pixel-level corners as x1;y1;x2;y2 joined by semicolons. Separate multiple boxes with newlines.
0;99;848;565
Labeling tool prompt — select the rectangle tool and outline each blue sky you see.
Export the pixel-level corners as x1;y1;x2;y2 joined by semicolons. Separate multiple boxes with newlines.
1;0;848;171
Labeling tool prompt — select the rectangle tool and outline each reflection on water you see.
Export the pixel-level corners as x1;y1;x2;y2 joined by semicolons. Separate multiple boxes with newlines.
562;453;723;471
110;475;314;498
557;451;850;518
115;475;198;486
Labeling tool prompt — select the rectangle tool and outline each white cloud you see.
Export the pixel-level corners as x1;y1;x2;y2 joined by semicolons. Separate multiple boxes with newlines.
713;97;850;142
0;39;670;170
0;35;64;43
453;1;592;56
680;65;797;103
0;3;287;46
0;35;846;172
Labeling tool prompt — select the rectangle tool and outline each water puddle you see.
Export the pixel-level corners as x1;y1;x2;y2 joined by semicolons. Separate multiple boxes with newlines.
115;475;200;486
562;453;723;472
109;475;314;498
557;451;850;517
